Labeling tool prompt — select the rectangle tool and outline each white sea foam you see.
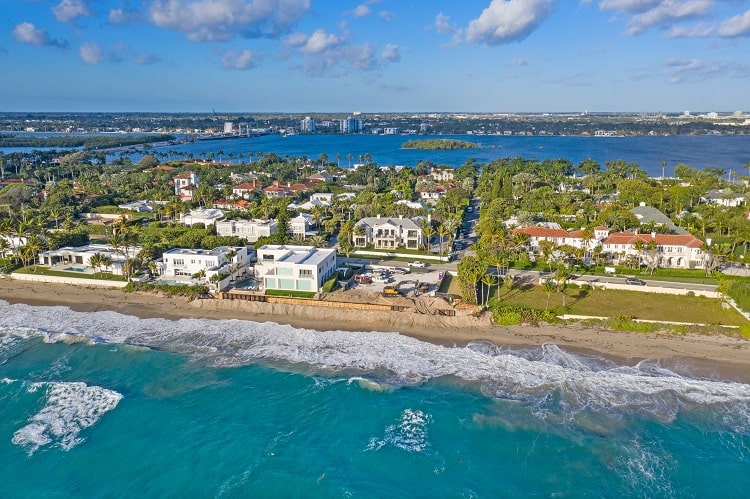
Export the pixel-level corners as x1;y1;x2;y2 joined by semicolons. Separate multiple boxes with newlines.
2;299;750;432
612;439;677;497
367;409;432;453
11;381;123;455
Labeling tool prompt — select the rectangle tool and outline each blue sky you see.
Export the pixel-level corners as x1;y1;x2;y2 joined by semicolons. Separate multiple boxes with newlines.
1;0;749;112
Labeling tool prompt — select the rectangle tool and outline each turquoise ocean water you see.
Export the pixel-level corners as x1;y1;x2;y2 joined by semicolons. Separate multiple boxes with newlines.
1;299;749;497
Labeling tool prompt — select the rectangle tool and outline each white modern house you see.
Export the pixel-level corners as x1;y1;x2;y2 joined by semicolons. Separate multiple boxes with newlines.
353;215;424;250
180;208;225;227
159;246;252;280
38;244;142;276
215;219;278;242
255;245;337;292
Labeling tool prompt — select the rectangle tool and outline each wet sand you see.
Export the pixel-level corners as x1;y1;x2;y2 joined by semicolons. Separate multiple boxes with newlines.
1;278;749;383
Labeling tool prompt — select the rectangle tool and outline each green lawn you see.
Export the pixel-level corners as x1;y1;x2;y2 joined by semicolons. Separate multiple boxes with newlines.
496;284;746;326
14;266;127;281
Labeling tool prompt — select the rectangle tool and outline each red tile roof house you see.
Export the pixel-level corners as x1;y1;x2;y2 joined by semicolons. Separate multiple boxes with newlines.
263;184;290;198
601;232;705;269
512;226;609;253
231;182;258;199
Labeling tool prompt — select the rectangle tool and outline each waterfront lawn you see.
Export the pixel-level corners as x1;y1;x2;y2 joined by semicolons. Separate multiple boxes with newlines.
14;266;127;281
496;284;746;326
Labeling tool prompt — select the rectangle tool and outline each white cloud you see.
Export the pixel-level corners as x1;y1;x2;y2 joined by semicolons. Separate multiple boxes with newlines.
594;0;714;35
379;10;396;22
285;29;398;76
222;49;258;69
13;22;50;46
351;5;371;18
466;0;556;45
132;53;161;65
665;58;750;83
435;12;455;34
298;29;340;54
79;42;104;65
507;57;527;66
380;43;400;62
625;0;711;35
149;0;311;42
12;22;67;48
717;10;750;37
109;8;143;25
52;0;91;24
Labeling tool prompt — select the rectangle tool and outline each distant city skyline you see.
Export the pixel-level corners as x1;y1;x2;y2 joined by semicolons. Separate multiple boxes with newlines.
1;1;749;113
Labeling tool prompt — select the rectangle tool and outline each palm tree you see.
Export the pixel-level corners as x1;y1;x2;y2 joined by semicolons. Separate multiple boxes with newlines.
542;278;556;311
554;266;570;307
89;252;103;277
481;273;498;307
101;255;113;278
23;236;43;271
437;223;451;255
309;234;327;248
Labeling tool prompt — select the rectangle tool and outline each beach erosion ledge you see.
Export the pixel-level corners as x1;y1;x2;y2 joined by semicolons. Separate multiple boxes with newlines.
1;279;749;383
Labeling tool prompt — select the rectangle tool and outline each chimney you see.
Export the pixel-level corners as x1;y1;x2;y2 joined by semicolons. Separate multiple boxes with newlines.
651;232;656;239
377;214;381;219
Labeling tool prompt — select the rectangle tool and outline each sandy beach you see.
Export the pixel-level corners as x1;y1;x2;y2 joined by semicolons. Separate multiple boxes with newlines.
1;277;749;383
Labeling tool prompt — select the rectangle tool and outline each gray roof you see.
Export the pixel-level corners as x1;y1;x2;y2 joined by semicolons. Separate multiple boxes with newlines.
630;205;687;235
356;216;422;230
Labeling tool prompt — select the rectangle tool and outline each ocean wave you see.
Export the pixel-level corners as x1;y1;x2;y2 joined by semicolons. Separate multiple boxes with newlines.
366;409;432;453
10;380;123;455
2;300;750;432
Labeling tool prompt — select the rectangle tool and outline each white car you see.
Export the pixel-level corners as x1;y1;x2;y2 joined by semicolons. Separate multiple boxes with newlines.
408;261;426;268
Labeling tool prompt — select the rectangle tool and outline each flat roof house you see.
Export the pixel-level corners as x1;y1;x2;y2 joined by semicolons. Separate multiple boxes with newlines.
255;245;336;292
216;219;277;242
38;244;142;276
180;207;225;227
160;246;251;279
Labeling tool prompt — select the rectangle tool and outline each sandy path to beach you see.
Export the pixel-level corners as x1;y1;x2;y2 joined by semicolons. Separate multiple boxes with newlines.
1;278;748;382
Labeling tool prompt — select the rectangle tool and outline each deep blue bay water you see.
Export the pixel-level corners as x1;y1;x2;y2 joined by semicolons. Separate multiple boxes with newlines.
151;134;750;176
2;299;749;497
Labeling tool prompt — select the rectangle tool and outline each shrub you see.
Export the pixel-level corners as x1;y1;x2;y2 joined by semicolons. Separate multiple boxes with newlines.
488;302;556;326
321;276;337;293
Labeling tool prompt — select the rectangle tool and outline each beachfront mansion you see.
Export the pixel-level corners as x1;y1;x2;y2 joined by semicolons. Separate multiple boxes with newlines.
254;244;337;293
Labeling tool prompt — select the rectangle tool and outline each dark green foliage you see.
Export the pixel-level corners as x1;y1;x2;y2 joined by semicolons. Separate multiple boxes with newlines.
488;302;557;326
0;134;174;150
402;139;478;150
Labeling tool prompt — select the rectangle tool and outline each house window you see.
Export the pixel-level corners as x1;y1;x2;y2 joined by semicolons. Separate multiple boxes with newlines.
263;254;274;261
174;258;184;265
299;269;312;278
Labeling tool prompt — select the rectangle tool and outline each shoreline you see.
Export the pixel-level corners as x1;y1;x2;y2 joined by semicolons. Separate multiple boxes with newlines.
2;278;749;383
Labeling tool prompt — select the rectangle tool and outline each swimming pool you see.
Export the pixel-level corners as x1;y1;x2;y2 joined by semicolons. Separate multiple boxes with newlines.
233;279;261;290
63;266;88;273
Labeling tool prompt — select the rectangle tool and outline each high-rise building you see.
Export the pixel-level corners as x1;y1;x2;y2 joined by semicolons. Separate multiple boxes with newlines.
300;116;316;133
340;116;362;133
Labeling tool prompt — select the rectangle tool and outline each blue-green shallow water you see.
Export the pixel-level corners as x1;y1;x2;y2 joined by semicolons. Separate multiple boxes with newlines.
2;300;749;497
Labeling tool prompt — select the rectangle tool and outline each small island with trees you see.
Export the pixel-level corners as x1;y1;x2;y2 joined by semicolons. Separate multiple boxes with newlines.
401;139;479;150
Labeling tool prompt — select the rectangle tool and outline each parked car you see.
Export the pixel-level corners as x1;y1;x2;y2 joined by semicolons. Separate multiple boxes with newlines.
408;261;426;268
625;277;646;286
